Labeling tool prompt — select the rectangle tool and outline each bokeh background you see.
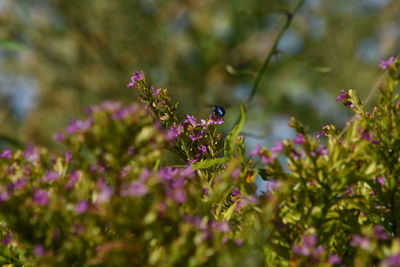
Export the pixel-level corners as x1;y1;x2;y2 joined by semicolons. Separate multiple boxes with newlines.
0;0;399;153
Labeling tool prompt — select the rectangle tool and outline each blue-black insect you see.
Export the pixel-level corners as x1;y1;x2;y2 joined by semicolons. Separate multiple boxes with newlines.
212;105;225;118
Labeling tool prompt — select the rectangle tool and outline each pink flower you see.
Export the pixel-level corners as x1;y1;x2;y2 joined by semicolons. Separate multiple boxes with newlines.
54;132;65;142
250;144;262;156
152;87;161;97
351;235;370;249
66;119;92;134
42;171;61;183
65;171;80;190
198;145;207;155
24;145;40;163
122;181;148;197
166;124;184;140
293;133;305;145
0;149;12;160
184;114;197;125
65;151;72;162
328;254;341;264
336;89;347;102
75;200;89;214
33;190;49;206
271;141;284;153
34;244;45;257
127;71;145;88
379;56;396;69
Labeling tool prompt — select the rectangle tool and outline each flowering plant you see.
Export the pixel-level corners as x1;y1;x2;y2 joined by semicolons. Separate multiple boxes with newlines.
0;57;399;266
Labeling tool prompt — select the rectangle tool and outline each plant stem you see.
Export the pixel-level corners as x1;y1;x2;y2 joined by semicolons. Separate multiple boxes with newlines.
233;0;306;128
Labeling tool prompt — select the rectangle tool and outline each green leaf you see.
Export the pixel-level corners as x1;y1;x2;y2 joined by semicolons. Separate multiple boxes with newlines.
224;104;245;159
222;201;238;221
0;134;24;149
192;158;226;170
0;40;27;51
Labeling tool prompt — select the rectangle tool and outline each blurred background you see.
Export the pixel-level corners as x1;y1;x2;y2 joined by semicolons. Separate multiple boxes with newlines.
0;0;399;153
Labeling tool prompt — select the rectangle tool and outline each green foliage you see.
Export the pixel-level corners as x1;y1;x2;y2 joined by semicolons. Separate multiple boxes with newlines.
0;58;399;266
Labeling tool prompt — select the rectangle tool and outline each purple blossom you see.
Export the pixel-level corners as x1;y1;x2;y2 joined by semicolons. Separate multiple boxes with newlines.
360;130;380;144
42;171;61;183
120;165;132;178
189;129;205;141
379;56;396;69
214;221;231;233
75;200;89;214
24;145;40;163
99;101;121;112
293;133;305;145
291;148;302;160
198;145;207;155
65;171;80;190
65;151;72;162
344;186;354;195
54;132;65;142
159;167;180;180
127;71;145;88
231;187;241;197
377;176;386;186
96;178;113;203
111;106;136;120
316;131;326;138
208;115;224;125
66;119;93;134
373;225;388;240
0;149;12;160
250;144;262;156
122;181;148;197
180;166;194;179
373;176;386;186
383;253;400;267
9;178;28;191
307;180;316;185
260;154;274;164
231;168;241;178
34;244;45;257
328;254;341;264
184;114;197;125
293;234;317;257
152;87;161;97
184;216;202;229
343;101;353;107
235;239;244;246
317;146;329;156
1;233;13;245
336;89;347;102
189;157;199;163
33;190;49;206
171;189;186;203
166;124;184;140
271;141;284;153
351;235;370;249
127;145;135;156
0;191;9;202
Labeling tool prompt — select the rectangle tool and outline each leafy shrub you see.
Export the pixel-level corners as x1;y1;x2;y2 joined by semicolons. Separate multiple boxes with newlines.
0;57;399;266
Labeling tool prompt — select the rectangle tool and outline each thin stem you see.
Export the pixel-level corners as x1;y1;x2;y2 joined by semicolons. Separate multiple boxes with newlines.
233;0;306;128
246;1;305;105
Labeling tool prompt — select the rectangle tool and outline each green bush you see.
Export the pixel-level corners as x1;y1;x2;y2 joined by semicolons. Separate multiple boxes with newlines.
0;57;399;266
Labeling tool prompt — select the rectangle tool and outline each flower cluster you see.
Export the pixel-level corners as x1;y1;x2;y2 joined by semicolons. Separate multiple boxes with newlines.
0;59;399;266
